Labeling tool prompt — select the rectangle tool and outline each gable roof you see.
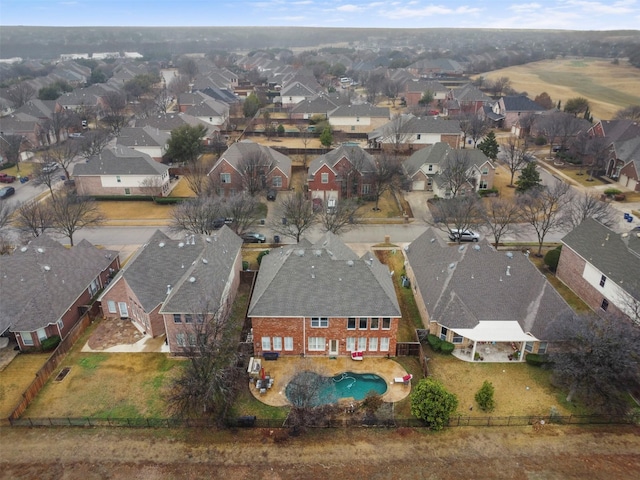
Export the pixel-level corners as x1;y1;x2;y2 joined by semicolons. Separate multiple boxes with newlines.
369;114;461;141
133;112;216;135
308;144;376;177
0;235;117;334
406;228;574;340
100;228;242;315
116;126;170;149
593;119;640;143
451;83;493;103
501;95;546;112
613;136;640;167
561;218;640;301
247;232;400;318
403;142;452;176
328;104;390;119
290;94;340;115
210;140;291;176
73;146;169;176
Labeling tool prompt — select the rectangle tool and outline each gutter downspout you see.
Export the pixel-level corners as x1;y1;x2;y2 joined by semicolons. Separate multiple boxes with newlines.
302;316;306;357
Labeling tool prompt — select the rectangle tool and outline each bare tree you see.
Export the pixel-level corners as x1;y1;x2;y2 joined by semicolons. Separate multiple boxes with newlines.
429;196;483;243
517;180;572;256
168;74;190;97
49;191;105;246
0;134;26;172
386;114;414;154
537;111;587;157
502;136;529;186
565;191;617;229
549;313;640;414
30;163;59;196
319;199;363;235
586;135;610;182
370;152;403;211
0;199;14;232
614;104;640;121
44;140;79;180
468;116;489;148
383;78;403;107
480;197;521;248
177;57;199;82
170;196;225;235
488;77;511;97
6;83;35;108
237;149;275;196
270;191;318;243
363;71;386;103
440;149;473;198
300;128;313;168
223;192;262;235
77;129;111;159
153;86;173;114
48;110;73;144
12;199;54;238
100;91;129;135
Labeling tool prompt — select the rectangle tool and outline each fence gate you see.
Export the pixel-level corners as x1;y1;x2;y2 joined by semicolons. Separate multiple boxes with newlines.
396;342;421;356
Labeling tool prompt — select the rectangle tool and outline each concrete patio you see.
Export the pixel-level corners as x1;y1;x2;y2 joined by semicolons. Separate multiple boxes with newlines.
452;342;525;363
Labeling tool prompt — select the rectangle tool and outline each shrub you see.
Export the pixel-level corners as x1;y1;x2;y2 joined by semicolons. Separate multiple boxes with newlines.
242;261;249;271
525;353;551;367
154;197;186;205
410;378;458;431
92;195;153;201
604;188;622;196
41;335;61;352
475;380;496;412
257;250;270;266
543;248;561;272
534;136;547;146
427;334;442;352
478;187;499;197
439;341;455;355
0;162;16;171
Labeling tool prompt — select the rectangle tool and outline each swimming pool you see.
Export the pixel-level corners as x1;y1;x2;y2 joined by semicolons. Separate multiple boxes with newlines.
285;371;388;406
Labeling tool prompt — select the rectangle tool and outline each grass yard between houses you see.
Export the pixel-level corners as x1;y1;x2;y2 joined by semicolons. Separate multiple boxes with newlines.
0;352;50;419
97;201;174;226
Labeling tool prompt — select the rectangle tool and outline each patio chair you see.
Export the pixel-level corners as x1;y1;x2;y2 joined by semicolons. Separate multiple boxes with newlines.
394;374;413;384
259;388;267;394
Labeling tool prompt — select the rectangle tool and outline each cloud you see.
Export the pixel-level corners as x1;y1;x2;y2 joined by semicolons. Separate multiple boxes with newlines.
337;4;363;12
562;0;637;14
387;4;483;20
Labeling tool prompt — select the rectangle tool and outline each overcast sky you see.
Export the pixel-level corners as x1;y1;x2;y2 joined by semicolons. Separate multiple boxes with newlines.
1;0;639;30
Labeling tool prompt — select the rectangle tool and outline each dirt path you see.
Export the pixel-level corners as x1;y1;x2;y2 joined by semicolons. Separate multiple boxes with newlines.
1;425;639;479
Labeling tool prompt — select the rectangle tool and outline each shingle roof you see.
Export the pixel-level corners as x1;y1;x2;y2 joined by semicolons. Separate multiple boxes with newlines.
596;119;640;143
406;229;574;339
368;114;461;141
290;94;340;114
403;142;452;176
116;126;170;148
328;104;390;119
308;144;376;177
501;95;546;112
561;218;640;301
248;232;400;318
100;228;242;315
0;235;117;334
210;140;291;175
73;147;169;176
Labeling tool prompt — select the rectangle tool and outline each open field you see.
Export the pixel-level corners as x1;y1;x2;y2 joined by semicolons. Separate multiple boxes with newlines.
479;57;640;120
0;353;49;419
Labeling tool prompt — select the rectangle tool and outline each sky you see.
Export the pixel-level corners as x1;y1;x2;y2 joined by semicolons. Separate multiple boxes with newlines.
1;0;639;31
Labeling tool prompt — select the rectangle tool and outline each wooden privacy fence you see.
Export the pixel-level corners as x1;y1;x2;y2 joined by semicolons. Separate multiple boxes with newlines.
6;310;95;423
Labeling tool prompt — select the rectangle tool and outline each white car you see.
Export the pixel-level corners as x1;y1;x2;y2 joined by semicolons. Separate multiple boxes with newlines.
448;229;480;242
42;162;59;174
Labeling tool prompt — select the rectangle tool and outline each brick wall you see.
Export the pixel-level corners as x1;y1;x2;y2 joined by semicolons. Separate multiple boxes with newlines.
75;175;165;196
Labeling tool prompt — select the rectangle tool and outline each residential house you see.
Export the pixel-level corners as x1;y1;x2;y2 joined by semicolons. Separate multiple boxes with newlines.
0;112;47;152
589;119;640;189
179;92;229;129
403;79;448;108
368;114;462;151
402;142;494;195
406;58;465;77
404;229;575;362
328;104;390;134
278;82;318;108
557;218;640;323
307;144;376;207
116;126;170;161
248;232;401;358
289;93;340;120
98;228;243;354
207;140;291;196
73;146;171;197
0;235;119;351
443;83;493;117
483;95;547;130
133;112;220;145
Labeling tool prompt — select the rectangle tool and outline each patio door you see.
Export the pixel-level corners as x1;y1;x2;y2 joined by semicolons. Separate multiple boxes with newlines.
118;302;129;318
329;339;339;356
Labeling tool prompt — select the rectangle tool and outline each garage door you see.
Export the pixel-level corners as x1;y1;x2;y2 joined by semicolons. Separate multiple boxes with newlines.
412;180;425;191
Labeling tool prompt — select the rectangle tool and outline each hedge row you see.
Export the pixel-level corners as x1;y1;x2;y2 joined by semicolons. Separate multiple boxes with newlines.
525;353;551;367
90;195;188;205
427;334;454;355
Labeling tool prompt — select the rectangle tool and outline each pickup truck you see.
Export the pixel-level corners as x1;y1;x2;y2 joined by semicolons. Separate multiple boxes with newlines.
0;173;17;183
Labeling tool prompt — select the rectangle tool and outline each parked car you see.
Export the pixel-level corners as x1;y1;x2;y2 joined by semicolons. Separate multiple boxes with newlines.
42;162;59;174
212;218;233;229
241;232;266;243
448;228;480;242
0;186;16;199
267;189;277;201
0;173;16;183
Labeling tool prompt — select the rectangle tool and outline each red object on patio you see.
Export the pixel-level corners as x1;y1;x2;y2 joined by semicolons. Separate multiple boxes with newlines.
261;367;265;380
402;374;412;382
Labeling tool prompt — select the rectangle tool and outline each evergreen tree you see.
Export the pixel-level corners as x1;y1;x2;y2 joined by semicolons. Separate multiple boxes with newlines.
410;378;458;431
319;126;333;148
477;131;499;160
515;162;542;193
475;380;496;412
243;92;261;118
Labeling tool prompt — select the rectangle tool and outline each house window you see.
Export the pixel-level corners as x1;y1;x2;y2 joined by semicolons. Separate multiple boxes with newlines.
88;278;100;296
452;334;463;344
311;317;328;328
188;333;197;346
538;342;548;354
370;317;379;330
440;326;448;341
272;337;282;351
221;173;231;184
601;298;609;311
351;126;356;131
525;342;534;353
20;332;34;346
382;318;391;330
428;165;433;171
599;275;607;287
346;337;356;351
184;314;193;324
359;317;368;329
479;180;488;189
124;188;131;195
369;337;378;351
347;317;356;330
262;337;271;351
272;176;282;187
481;167;488;175
362;184;371;194
176;333;186;347
57;319;64;330
417;134;421;140
321;172;329;184
380;337;390;352
173;314;182;323
116;176;121;183
358;337;367;352
284;337;294;351
308;337;325;351
107;300;117;313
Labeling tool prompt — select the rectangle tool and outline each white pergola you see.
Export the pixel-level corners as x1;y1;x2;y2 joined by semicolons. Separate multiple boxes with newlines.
452;321;538;362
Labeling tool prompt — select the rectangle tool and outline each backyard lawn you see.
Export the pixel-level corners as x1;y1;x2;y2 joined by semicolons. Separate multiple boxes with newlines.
0;352;50;419
98;201;174;225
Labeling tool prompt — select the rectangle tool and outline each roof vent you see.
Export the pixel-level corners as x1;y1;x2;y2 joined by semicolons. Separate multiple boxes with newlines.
314;250;322;257
473;245;480;251
506;251;513;258
430;238;435;243
296;249;305;257
159;242;165;248
178;242;185;248
347;260;354;267
37;247;45;253
20;246;28;252
166;285;172;294
506;266;511;276
448;262;456;270
43;265;51;271
202;258;208;264
458;245;465;252
189;276;196;283
206;237;211;243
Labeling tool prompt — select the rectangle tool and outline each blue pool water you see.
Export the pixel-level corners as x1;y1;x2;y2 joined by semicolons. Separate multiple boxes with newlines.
285;371;388;406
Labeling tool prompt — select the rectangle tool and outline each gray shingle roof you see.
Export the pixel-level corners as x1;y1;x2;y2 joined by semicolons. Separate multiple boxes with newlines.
329;104;390;119
561;218;640;301
100;228;242;315
308;145;375;177
403;142;451;176
0;235;117;334
73;147;169;176
116;126;170;148
211;140;291;175
501;95;546;112
368;114;461;141
248;233;400;318
406;228;574;339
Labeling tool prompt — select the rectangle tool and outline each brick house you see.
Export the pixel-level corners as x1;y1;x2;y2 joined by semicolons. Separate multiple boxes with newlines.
116;126;170;161
368;114;462;151
98;228;243;354
248;233;401;358
0;235;119;351
403;79;448;108
557;218;640;323
208;140;291;196
404;229;575;362
307;144;376;208
443;83;493;117
483;95;547;130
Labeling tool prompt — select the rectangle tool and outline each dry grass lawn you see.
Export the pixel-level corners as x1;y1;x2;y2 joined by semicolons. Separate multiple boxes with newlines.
479;57;640;120
98;201;174;226
0;353;49;419
169;177;197;197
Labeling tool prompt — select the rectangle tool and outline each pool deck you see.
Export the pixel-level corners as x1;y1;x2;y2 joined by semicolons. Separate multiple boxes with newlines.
249;356;412;407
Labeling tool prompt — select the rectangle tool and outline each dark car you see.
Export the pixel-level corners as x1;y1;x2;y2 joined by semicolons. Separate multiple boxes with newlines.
0;186;16;199
267;189;277;201
242;232;266;243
